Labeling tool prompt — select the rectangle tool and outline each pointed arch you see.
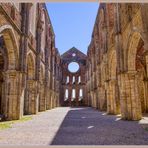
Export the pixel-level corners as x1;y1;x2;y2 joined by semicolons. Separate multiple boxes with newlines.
27;52;35;79
0;25;19;70
127;32;143;71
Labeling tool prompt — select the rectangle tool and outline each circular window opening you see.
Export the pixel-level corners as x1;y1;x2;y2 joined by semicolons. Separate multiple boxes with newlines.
68;62;79;73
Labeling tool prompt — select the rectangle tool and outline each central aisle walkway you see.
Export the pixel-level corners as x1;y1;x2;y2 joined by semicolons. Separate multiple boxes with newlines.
0;107;148;145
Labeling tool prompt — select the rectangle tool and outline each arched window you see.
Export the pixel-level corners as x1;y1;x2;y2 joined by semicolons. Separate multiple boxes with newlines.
72;89;76;101
79;89;83;101
64;89;68;101
78;76;81;84
66;76;69;84
72;76;75;84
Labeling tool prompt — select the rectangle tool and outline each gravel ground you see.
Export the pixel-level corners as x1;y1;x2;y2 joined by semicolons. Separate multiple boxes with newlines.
0;107;148;145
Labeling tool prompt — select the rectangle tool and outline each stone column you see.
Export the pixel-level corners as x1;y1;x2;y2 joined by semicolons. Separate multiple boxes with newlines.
3;70;23;120
119;72;142;120
143;79;148;112
25;79;38;115
118;73;127;119
106;80;111;113
107;79;120;114
50;90;53;109
96;87;100;109
46;87;51;110
39;81;46;111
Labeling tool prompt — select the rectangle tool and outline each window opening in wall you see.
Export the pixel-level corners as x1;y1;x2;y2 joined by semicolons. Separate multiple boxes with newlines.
64;89;68;101
68;62;79;73
72;89;76;101
66;76;69;84
79;89;83;101
72;76;75;84
78;76;81;84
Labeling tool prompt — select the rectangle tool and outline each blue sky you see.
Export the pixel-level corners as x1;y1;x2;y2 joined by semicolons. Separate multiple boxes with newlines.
46;3;99;55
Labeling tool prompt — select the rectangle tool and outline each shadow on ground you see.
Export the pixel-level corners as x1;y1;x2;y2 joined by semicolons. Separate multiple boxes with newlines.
50;107;148;145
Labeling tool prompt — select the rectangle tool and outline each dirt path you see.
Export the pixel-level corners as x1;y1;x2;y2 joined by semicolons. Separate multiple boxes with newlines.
0;107;148;145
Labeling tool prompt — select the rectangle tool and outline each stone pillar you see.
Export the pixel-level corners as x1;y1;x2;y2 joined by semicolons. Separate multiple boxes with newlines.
54;92;56;108
3;70;23;120
25;80;38;115
107;79;120;114
46;88;51;110
143;79;148;112
94;90;97;108
56;91;60;107
146;55;148;79
39;81;46;111
50;90;53;109
119;72;142;120
118;73;128;119
129;73;142;120
106;81;111;113
96;87;100;109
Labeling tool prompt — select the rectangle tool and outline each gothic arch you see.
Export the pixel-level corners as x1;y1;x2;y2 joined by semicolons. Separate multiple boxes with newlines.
0;25;20;120
24;52;37;115
107;49;120;114
124;29;145;71
0;25;19;70
27;52;35;79
123;31;147;120
127;32;143;71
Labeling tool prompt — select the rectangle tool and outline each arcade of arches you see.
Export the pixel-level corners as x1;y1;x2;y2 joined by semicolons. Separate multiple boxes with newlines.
0;3;148;121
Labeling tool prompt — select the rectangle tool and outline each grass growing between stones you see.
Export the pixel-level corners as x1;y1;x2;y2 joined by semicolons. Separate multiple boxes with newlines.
0;116;32;130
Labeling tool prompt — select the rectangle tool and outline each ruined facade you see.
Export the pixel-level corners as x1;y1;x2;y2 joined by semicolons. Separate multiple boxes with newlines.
1;2;148;122
60;47;87;107
0;3;61;120
86;3;148;120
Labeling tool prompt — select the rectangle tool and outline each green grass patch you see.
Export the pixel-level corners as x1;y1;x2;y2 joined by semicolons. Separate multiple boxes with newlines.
0;122;12;130
0;116;32;130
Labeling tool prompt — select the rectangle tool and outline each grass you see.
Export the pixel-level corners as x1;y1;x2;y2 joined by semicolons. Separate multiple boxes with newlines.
0;116;32;130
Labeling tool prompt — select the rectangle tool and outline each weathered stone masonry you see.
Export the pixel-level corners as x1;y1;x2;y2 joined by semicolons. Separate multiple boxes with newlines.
1;3;148;122
86;3;148;120
0;3;61;120
60;47;87;107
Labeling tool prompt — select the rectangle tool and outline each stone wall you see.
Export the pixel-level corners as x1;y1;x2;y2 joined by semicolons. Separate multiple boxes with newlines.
60;47;87;107
86;3;148;120
0;3;61;121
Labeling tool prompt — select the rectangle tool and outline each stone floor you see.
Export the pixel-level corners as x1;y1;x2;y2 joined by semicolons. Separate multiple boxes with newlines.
0;107;148;145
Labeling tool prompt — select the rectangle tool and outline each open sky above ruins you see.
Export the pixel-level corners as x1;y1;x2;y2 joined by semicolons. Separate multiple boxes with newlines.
46;2;99;55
